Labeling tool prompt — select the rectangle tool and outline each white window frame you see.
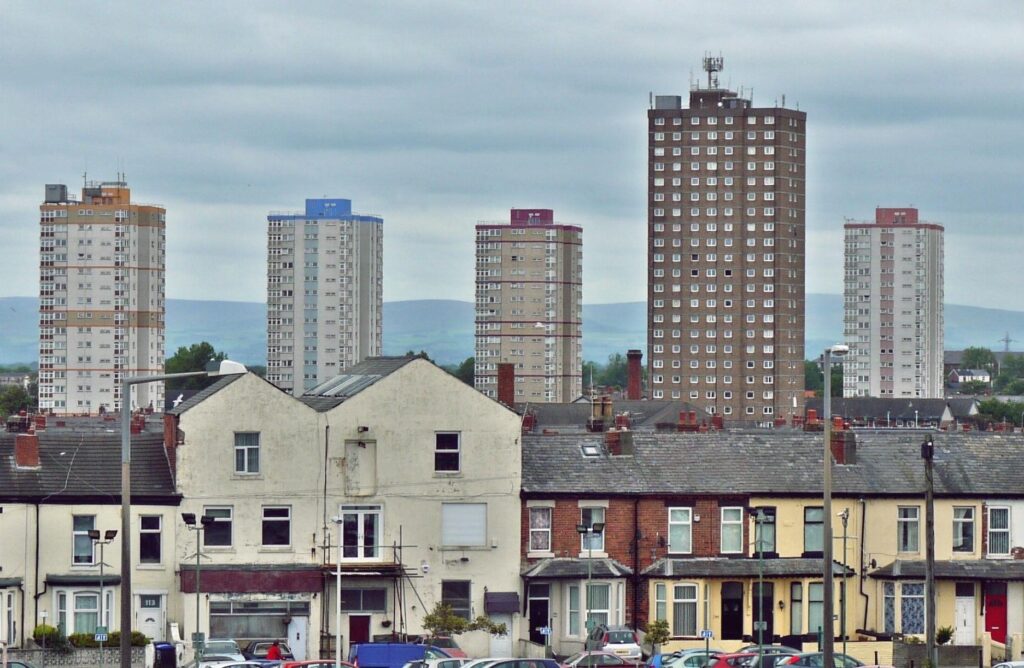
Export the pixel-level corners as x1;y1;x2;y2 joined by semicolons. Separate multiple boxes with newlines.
139;515;162;564
234;432;260;475
988;506;1011;556
202;506;233;548
668;507;692;554
528;505;553;554
434;432;461;473
261;505;291;547
672;583;698;636
580;505;606;553
340;504;382;560
720;507;744;553
898;506;920;553
72;515;96;565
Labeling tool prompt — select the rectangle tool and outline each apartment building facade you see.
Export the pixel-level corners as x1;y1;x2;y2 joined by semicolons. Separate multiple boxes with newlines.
843;207;944;398
266;198;383;395
647;59;806;422
474;208;583;403
38;181;165;414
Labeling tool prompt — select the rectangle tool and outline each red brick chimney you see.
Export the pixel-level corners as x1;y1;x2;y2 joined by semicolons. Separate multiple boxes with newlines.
497;363;515;407
626;349;643;400
15;433;40;468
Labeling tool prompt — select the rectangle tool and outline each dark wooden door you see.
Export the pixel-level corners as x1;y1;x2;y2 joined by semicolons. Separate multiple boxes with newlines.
721;582;744;640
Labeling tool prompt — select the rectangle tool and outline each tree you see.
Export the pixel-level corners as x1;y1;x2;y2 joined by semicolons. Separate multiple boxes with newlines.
959;380;990;395
804;361;823;395
0;385;33;417
451;357;474;386
404;350;433;362
601;353;629;389
961;346;996;372
165;342;227;390
420;603;507;638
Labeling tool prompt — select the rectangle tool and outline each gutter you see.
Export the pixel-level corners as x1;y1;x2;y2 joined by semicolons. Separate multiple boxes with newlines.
632;498;640;631
859;498;869;629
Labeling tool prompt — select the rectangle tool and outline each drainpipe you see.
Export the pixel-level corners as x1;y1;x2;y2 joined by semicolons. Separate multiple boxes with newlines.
859;498;869;629
32;502;44;630
19;582;26;649
632;498;640;631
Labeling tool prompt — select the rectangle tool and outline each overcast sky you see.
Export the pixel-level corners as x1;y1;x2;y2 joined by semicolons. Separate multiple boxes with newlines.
2;1;1023;309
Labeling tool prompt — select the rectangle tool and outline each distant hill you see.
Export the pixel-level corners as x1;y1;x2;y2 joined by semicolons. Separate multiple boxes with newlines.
2;295;1023;367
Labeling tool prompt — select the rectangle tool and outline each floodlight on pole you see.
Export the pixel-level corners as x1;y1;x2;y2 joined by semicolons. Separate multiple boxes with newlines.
822;344;848;668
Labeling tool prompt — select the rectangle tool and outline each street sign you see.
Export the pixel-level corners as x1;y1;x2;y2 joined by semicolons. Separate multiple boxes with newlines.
700;629;713;639
536;626;552;636
94;626;108;643
753;621;767;631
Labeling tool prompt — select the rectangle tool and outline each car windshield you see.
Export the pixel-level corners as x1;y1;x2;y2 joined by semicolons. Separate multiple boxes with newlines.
429;639;458;649
206;642;240;654
566;655;588;665
607;632;635;644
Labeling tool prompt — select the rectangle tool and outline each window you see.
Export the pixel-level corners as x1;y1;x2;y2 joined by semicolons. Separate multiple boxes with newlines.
898;507;920;552
442;503;487;547
341;504;381;559
529;507;552;552
140;515;162;564
234;432;260;474
754;507;776;554
900;583;925;634
808;582;824;634
262;506;290;546
668;507;692;553
435;432;460;472
203;507;233;547
883;582;896;633
953;507;974;552
804;507;823;554
568;584;581;635
790;583;802;634
989;506;1010;555
720;507;743;553
442;581;471;620
672;584;698;636
341;588;387;612
580;507;606;552
586;583;610;628
73;515;95;565
655;583;667;621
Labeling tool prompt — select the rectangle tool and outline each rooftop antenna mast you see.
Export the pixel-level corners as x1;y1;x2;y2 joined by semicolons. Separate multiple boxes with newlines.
999;332;1016;353
703;53;723;89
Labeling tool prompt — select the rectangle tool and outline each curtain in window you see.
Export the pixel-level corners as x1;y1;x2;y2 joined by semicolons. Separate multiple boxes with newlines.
883;582;895;634
807;583;823;634
568;585;580;636
901;583;925;634
672;584;698;636
74;594;99;634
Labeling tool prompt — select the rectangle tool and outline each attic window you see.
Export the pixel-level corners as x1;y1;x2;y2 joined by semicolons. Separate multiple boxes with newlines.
580;444;601;458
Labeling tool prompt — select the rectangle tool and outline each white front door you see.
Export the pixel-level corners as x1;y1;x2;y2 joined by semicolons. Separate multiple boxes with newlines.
287;616;308;661
488;614;512;657
955;596;976;645
137;594;165;641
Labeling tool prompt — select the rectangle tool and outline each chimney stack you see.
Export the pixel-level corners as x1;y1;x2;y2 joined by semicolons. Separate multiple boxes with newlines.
497;363;515;407
15;432;40;469
626;350;643;400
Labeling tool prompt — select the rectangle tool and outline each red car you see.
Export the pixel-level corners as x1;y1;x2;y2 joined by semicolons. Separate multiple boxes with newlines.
706;654;758;668
416;637;467;659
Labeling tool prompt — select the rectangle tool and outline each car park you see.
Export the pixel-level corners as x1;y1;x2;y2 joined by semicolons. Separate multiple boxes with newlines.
414;637;468;659
776;653;892;668
282;662;355;668
705;653;758;668
662;649;724;668
242;640;295;661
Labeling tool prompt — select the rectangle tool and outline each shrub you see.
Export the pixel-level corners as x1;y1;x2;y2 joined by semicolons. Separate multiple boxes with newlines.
937;625;954;645
110;631;151;647
645;619;671;648
32;624;70;651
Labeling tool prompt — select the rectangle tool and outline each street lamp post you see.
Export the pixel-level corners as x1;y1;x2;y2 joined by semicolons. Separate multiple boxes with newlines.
822;344;848;668
88;529;117;668
838;510;849;659
120;361;246;668
750;509;766;666
331;516;344;668
182;513;215;661
922;436;937;668
576;521;606;634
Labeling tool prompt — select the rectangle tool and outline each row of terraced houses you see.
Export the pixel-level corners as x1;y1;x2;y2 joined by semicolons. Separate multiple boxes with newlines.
2;357;1024;662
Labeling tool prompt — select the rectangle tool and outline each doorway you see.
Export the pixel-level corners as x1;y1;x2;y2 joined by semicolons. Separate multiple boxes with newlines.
721;582;743;640
137;594;164;641
753;582;774;643
287;616;308;661
489;613;512;656
985;582;1007;644
528;584;550;645
954;583;976;646
348;615;371;649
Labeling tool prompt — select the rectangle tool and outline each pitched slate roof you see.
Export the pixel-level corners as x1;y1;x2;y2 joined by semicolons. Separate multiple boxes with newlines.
642;558;853;578
522;400;709;430
0;431;178;503
166;373;246;416
299;356;418;411
522;558;634;578
521;431;1024;497
871;559;1024;580
805;397;957;421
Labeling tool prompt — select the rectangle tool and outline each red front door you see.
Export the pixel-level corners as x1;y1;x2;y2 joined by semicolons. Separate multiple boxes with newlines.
985;583;1007;644
349;615;371;645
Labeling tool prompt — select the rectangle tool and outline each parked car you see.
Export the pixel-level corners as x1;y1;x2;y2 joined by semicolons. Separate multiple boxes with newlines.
586;625;643;662
200;640;248;666
242;640;295;661
414;637;468;659
282;662;355;668
662;649;724;668
705;653;757;668
736;647;800;668
487;660;562;668
776;653;892;668
994;663;1024;668
4;662;40;668
349;643;450;668
563;650;638;668
737;646;799;656
403;658;473;668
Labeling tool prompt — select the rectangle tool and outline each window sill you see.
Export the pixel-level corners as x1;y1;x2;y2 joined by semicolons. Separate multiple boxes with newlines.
232;474;263;480
577;551;608;559
439;546;490;552
203;546;235;553
137;564;166;571
258;546;294;553
433;471;463;478
528;551;555;559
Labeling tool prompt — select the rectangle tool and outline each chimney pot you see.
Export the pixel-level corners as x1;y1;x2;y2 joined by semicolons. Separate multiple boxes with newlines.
626;349;643;400
497;363;515;407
